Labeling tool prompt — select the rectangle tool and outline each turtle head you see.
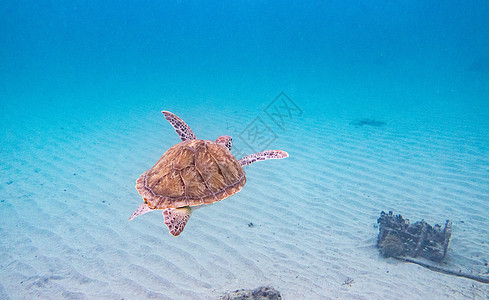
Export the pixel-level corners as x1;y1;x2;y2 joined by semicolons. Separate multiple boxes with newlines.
215;135;232;151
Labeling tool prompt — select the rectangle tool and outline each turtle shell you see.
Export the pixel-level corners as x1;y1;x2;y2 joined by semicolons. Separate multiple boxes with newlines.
136;139;246;209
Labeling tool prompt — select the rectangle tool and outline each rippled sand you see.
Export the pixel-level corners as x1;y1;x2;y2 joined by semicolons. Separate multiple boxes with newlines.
1;104;488;299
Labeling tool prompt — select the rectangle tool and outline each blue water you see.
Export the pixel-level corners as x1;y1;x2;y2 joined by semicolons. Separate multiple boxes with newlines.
1;1;489;299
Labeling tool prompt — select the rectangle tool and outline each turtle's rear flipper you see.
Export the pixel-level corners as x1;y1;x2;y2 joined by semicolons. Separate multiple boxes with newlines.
163;207;192;236
129;202;154;221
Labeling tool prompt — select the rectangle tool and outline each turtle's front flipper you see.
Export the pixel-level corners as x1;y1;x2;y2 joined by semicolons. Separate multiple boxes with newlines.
238;150;289;167
162;111;197;141
129;202;155;221
162;207;192;236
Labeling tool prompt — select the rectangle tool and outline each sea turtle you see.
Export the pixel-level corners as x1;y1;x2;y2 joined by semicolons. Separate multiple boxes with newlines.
129;111;289;236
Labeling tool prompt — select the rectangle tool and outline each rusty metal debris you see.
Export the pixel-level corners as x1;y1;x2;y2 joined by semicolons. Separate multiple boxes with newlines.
377;211;452;262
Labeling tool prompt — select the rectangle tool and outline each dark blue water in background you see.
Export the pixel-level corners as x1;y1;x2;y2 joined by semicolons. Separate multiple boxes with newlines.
2;1;488;117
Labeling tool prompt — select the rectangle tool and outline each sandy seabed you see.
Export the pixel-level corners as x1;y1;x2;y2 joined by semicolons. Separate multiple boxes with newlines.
1;104;488;299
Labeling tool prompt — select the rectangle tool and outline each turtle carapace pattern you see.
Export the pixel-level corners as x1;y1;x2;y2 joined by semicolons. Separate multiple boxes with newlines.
129;111;289;236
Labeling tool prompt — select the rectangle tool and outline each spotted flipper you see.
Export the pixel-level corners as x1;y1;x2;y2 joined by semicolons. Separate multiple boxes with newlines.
239;150;289;167
162;207;192;236
215;135;232;151
162;111;197;141
129;202;155;221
